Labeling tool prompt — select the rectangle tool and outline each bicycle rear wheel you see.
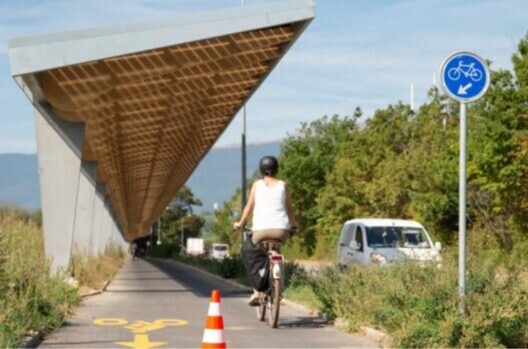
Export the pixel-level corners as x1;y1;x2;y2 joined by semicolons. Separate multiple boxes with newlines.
256;292;267;321
268;279;281;328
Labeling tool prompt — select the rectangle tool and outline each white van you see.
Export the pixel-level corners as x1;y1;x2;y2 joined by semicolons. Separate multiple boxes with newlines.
210;243;230;260
337;218;441;266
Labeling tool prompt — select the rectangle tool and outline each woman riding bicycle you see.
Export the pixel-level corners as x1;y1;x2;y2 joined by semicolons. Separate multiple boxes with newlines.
234;155;298;306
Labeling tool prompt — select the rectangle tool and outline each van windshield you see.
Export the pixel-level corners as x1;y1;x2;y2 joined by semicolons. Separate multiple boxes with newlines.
366;226;430;249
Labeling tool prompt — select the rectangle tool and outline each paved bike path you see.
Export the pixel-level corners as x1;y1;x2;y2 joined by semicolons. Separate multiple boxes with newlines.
40;258;378;348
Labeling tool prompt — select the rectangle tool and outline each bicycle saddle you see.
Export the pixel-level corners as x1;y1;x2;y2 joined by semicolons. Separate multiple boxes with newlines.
259;239;282;249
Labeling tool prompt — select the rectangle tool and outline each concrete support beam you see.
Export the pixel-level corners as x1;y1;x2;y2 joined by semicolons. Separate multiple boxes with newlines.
35;106;126;270
90;183;107;256
71;161;97;256
99;197;113;253
34;107;84;272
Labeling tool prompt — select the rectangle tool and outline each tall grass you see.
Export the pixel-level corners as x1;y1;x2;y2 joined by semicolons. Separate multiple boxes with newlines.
310;248;528;348
0;209;79;348
70;243;127;291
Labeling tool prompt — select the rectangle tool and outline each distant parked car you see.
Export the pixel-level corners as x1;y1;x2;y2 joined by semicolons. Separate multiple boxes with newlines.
210;243;229;260
337;218;441;266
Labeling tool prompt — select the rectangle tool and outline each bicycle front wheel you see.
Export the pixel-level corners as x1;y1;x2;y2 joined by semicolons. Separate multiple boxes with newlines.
268;279;281;328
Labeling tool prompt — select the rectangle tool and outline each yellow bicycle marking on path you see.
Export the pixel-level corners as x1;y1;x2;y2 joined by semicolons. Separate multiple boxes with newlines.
154;319;188;326
93;318;128;326
125;320;165;334
93;318;188;349
115;334;166;349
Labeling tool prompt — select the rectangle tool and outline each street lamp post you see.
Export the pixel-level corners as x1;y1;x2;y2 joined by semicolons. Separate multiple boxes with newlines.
157;218;162;245
241;0;247;212
180;217;184;250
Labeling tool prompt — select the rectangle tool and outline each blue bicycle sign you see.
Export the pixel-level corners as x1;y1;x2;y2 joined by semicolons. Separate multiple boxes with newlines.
448;61;483;82
440;52;489;102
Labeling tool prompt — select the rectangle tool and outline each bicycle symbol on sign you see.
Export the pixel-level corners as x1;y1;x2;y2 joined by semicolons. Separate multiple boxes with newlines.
447;60;483;82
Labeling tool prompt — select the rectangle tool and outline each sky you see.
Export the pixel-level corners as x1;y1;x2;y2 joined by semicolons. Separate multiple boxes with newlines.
1;0;528;153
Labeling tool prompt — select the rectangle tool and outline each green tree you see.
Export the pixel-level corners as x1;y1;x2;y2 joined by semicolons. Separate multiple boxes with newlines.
406;88;459;243
317;103;414;251
466;34;528;250
279;114;359;255
155;185;205;256
211;187;244;254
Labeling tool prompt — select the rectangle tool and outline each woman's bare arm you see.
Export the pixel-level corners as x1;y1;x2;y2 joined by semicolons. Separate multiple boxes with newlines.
234;182;256;229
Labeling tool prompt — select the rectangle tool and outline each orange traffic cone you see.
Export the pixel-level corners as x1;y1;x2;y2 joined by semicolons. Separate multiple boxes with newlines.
201;290;226;349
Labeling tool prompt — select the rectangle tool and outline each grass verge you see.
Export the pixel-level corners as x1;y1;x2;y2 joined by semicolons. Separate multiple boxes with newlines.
0;210;79;348
172;245;528;347
173;255;250;287
310;248;528;348
70;243;127;292
0;207;127;347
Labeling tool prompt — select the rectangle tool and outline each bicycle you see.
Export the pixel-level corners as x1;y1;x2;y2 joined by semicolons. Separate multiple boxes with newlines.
243;228;287;328
447;60;483;82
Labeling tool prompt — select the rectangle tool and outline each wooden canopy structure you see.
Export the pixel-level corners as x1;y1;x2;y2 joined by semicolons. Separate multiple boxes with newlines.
10;0;314;241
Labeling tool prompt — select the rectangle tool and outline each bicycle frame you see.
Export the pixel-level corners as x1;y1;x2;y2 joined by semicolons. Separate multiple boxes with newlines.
456;61;476;75
241;227;287;328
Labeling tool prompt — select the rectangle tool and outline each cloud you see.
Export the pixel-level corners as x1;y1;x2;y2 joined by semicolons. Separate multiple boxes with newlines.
2;0;528;153
0;137;36;154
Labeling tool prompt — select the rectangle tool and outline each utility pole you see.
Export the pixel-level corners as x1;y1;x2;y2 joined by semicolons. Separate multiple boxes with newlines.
241;0;247;212
181;216;184;251
410;82;415;111
157;218;161;245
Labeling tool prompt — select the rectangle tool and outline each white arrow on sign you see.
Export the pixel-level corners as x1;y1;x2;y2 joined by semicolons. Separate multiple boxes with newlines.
457;83;472;95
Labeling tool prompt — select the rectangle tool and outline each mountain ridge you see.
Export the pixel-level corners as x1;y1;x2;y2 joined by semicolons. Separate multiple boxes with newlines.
0;141;281;212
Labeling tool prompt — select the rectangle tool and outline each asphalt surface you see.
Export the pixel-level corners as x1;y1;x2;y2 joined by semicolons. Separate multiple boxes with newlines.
40;258;378;348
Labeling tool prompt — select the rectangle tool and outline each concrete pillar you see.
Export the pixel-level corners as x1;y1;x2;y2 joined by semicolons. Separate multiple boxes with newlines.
90;183;107;255
100;197;113;253
71;161;97;256
34;107;84;273
24;77;126;271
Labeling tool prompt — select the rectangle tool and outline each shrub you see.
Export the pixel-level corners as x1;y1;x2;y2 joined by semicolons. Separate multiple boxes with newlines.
210;256;246;279
69;243;126;291
174;255;249;285
310;249;528;348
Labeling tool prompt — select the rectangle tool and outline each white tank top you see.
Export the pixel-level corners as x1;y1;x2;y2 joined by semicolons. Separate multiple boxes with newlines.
252;179;289;230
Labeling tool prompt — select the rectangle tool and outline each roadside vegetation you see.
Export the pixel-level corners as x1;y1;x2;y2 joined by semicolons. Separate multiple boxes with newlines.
69;243;126;292
148;185;205;258
0;208;79;348
309;245;528;347
206;33;528;347
0;206;128;347
173;255;249;286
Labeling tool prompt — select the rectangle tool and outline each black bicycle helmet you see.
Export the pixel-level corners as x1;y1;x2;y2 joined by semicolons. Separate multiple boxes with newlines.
259;155;279;176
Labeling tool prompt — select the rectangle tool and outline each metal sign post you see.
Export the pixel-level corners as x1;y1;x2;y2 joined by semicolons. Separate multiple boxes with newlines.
458;101;467;314
440;51;490;315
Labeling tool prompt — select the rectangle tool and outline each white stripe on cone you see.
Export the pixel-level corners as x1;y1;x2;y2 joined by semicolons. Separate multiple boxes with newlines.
207;303;221;316
202;329;224;343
